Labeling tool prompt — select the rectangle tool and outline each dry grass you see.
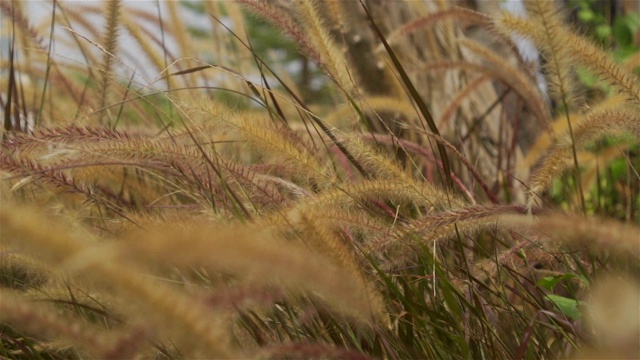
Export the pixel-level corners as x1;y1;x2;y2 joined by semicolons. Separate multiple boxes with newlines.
1;1;639;359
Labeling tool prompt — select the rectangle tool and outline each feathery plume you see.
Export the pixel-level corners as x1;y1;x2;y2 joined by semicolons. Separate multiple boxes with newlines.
502;213;640;257
0;203;235;358
496;12;640;104
528;108;640;199
97;0;122;121
119;220;385;323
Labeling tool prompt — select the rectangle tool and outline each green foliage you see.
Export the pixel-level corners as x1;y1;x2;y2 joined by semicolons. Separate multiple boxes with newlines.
572;0;640;90
537;273;589;291
573;0;640;53
544;295;586;321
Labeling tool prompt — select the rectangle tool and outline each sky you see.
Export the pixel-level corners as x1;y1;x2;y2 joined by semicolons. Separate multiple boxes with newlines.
15;1;203;90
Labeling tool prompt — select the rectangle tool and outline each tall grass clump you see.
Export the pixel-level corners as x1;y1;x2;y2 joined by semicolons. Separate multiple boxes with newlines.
1;0;639;358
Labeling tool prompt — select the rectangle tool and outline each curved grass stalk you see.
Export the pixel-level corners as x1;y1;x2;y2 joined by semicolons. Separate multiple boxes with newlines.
528;108;640;203
496;13;640;105
0;203;236;358
502;213;640;258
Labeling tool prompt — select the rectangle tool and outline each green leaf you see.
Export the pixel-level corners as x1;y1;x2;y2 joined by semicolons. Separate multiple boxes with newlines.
613;17;634;47
595;24;612;40
576;66;597;87
578;9;595;23
545;294;585;321
538;276;562;291
610;158;628;180
613;13;640;58
537;274;589;291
